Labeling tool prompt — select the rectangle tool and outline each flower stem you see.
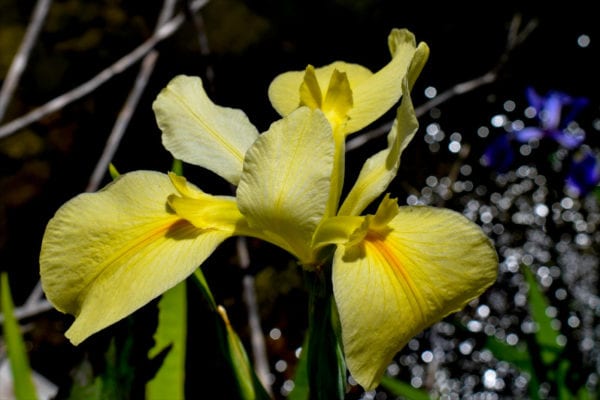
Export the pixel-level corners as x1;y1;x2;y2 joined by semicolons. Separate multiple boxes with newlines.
304;263;346;400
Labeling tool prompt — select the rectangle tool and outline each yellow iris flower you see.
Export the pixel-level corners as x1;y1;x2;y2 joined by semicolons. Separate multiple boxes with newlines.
39;28;498;390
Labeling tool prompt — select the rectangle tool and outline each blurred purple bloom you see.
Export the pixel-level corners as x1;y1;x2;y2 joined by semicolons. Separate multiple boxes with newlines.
565;148;600;197
482;87;590;174
515;87;589;149
481;134;515;173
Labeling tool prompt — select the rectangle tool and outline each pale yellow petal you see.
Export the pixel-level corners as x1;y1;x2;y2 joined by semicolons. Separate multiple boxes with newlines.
167;172;244;231
268;61;372;118
299;65;322;109
332;206;498;389
339;79;418;217
268;29;426;136
153;75;259;185
237;107;334;263
345;28;419;133
407;42;430;92
40;171;232;345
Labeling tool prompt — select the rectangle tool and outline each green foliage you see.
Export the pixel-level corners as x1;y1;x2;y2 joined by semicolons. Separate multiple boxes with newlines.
0;272;39;400
145;281;187;400
190;269;272;400
379;375;432;400
485;266;595;399
302;265;346;400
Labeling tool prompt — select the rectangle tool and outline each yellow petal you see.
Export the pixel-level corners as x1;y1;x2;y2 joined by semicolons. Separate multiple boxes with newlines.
407;42;430;92
322;69;354;128
269;61;371;118
299;65;354;131
339;79;418;217
40;171;232;345
167;172;245;231
345;28;421;134
332;205;498;389
153;75;259;185
299;65;322;109
268;29;427;136
237;107;334;264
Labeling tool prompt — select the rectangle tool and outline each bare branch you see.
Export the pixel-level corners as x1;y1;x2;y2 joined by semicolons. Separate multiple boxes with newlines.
85;0;178;192
0;0;210;140
237;237;273;396
0;0;52;123
184;0;215;87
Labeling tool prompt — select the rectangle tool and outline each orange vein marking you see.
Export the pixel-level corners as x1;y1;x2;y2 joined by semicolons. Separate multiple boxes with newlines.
365;231;426;321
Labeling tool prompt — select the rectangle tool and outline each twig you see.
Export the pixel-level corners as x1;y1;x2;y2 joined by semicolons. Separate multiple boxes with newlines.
0;0;52;123
237;237;274;396
85;0;177;192
184;0;215;89
0;0;210;140
86;51;159;191
346;14;538;152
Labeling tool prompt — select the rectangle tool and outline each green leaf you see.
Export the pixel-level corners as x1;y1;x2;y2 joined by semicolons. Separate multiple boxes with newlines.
0;272;39;400
191;269;270;399
218;306;271;400
521;266;563;365
65;358;103;400
379;375;432;400
146;281;187;400
485;335;540;399
485;336;533;373
192;268;217;310
99;335;135;400
108;163;120;179
287;335;310;400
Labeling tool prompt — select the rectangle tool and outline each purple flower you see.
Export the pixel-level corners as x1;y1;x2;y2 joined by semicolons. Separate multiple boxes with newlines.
565;148;600;197
515;87;589;149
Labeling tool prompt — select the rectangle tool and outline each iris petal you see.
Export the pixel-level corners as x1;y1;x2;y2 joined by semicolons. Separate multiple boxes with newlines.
345;28;422;134
269;62;372;119
153;75;259;185
339;79;418;217
237;107;334;263
332;205;498;389
40;171;231;345
268;28;427;135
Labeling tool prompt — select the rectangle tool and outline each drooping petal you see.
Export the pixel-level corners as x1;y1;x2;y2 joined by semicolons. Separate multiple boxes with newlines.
338;79;418;217
40;171;233;345
332;204;498;389
237;107;334;263
153;75;259;185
